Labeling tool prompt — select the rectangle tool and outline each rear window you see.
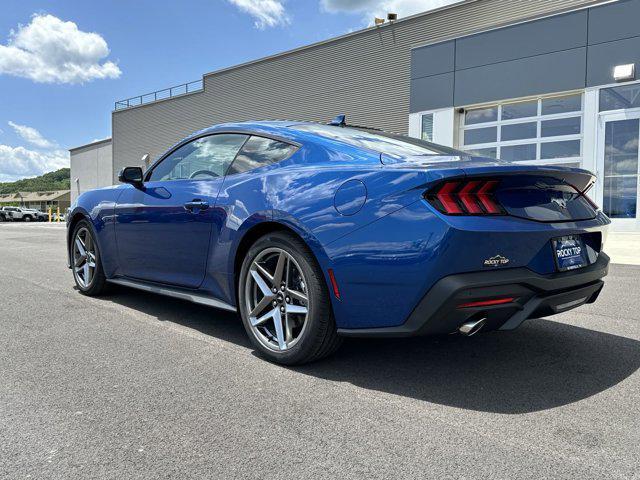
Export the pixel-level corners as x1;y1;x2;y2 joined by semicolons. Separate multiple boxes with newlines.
291;124;464;158
227;136;298;175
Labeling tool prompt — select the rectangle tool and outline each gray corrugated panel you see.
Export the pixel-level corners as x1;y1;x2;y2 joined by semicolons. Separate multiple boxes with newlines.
455;10;588;70
588;0;640;45
410;41;455;79
410;73;455;112
587;36;640;86
454;48;587;106
112;0;601;174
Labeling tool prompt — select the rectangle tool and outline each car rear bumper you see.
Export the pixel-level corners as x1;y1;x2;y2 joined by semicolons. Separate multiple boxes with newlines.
337;251;609;338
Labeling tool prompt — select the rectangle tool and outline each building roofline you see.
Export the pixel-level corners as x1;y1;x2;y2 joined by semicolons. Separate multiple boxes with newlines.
113;0;616;111
203;0;480;78
69;138;112;153
202;0;616;79
0;190;70;202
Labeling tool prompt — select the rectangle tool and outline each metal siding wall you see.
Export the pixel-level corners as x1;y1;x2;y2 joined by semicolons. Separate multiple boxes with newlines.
587;0;640;44
410;73;455;111
112;0;601;176
411;41;455;78
454;10;588;69
70;142;113;202
587;36;640;86
454;48;587;106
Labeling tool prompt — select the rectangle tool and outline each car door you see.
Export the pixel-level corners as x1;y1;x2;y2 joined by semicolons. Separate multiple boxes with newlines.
209;135;300;280
114;133;248;288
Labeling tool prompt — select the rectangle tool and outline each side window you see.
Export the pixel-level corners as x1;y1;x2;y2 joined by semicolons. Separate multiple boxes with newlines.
149;134;248;181
227;136;298;175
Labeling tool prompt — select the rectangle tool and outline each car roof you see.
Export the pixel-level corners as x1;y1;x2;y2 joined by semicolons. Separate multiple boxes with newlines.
157;120;462;167
190;120;324;144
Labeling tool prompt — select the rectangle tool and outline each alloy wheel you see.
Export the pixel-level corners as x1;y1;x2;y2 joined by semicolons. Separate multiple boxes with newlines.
72;227;97;289
244;247;309;352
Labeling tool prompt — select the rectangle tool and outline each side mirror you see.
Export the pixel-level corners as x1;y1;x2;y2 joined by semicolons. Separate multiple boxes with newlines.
118;166;144;188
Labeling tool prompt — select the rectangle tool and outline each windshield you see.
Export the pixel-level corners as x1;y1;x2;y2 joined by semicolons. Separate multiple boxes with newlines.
291;123;465;159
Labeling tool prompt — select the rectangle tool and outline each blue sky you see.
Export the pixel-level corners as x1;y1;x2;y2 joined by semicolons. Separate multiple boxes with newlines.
0;0;455;181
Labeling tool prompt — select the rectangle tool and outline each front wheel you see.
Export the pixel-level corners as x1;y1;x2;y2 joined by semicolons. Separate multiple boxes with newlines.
71;220;108;296
238;231;342;365
23;216;31;222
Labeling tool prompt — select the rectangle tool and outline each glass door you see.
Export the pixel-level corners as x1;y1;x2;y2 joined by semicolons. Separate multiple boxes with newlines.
597;112;640;227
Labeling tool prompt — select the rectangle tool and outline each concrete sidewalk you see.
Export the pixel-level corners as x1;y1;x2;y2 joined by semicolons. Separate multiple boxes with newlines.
605;233;640;266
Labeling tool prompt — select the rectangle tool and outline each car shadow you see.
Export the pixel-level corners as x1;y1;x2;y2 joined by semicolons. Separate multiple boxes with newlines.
102;285;640;414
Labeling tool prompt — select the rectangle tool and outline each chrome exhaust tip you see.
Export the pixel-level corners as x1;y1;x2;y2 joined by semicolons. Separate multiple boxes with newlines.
459;318;486;336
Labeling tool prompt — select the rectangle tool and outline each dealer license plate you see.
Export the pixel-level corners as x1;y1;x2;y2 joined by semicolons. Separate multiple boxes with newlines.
552;235;588;272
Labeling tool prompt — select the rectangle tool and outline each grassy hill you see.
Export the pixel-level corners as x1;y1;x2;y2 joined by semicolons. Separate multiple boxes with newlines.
0;168;70;194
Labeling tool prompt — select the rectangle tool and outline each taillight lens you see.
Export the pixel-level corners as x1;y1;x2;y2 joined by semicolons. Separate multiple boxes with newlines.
425;179;505;215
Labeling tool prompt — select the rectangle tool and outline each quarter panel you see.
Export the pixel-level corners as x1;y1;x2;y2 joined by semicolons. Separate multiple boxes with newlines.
208;145;446;306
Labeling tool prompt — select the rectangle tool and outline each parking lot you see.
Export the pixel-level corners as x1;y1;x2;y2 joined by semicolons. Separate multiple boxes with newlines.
1;222;639;479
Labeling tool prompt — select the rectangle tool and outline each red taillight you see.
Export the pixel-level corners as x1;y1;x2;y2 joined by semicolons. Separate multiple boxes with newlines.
476;180;501;214
436;181;463;214
457;297;515;309
458;180;483;214
427;179;504;215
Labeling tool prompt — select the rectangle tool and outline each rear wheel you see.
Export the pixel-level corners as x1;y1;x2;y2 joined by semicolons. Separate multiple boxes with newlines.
71;220;107;296
238;231;341;365
23;216;31;222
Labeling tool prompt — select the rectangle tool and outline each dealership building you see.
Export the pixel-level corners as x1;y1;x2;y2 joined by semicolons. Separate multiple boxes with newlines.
71;0;640;231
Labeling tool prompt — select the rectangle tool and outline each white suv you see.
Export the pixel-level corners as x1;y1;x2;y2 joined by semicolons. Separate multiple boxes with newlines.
1;207;37;222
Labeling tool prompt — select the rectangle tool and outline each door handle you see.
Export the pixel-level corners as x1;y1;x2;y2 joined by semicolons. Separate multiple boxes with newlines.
184;199;209;212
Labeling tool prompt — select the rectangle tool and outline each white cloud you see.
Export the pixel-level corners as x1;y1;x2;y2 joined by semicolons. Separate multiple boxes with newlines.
0;121;68;182
227;0;290;29
0;13;121;84
321;0;461;20
0;145;68;182
8;121;55;149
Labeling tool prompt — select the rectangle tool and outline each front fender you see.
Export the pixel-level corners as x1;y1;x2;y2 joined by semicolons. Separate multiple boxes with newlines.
69;187;123;277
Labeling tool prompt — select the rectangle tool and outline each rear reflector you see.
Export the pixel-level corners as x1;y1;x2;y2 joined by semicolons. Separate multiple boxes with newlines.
426;179;505;216
328;268;341;300
457;297;515;309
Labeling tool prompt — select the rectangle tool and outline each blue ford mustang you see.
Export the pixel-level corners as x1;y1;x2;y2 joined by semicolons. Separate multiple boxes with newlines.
67;117;610;364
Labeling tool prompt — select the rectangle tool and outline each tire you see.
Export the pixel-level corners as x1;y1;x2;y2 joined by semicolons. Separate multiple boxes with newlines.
238;231;342;365
23;216;31;222
71;219;108;296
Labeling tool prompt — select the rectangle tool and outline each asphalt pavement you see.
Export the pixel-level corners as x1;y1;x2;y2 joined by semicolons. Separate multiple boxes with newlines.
1;223;639;479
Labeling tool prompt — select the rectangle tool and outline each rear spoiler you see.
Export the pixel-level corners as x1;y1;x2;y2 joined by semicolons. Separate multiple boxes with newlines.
460;165;596;194
380;153;596;194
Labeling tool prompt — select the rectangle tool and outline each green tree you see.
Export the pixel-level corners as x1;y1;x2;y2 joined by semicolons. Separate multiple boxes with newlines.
0;168;70;194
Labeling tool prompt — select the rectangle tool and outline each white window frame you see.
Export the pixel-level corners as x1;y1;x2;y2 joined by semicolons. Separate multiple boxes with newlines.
409;108;456;147
590;79;640;214
457;92;585;166
596;79;640;115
